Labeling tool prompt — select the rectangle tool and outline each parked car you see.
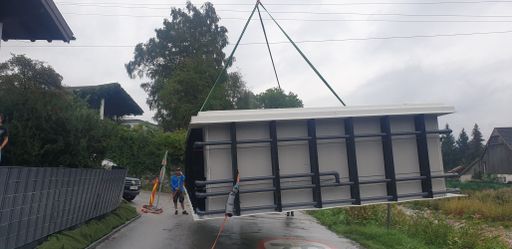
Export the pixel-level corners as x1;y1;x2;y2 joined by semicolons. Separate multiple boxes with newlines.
123;177;141;201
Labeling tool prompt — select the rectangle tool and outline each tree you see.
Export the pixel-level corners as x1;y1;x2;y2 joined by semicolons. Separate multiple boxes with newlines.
468;123;484;162
441;124;457;170
0;54;63;90
256;87;304;109
0;55;111;167
126;2;234;130
224;71;258;109
456;128;470;166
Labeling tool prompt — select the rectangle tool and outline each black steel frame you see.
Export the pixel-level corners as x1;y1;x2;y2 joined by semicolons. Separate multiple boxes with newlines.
380;116;398;201
229;123;241;216
188;116;457;216
415;115;434;198
307;119;323;208
269;121;283;212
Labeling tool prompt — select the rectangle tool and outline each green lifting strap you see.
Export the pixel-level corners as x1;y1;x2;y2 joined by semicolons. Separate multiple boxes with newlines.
199;2;259;112
258;3;346;106
257;5;281;90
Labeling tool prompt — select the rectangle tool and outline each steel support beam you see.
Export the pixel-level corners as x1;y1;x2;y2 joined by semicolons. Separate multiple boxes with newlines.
269;121;283;212
414;115;434;198
230;122;241;215
307;119;322;208
344;118;361;204
380;116;398;201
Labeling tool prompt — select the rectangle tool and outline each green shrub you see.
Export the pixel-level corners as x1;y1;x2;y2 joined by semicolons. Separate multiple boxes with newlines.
106;127;186;177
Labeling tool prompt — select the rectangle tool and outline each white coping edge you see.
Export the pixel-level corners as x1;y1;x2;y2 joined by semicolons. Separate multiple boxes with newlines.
190;104;455;127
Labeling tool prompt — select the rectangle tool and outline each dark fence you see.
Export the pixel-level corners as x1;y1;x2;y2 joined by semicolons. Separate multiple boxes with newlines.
0;167;127;249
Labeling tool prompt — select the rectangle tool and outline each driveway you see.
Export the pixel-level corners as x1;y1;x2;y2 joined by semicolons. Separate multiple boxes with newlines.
96;191;361;249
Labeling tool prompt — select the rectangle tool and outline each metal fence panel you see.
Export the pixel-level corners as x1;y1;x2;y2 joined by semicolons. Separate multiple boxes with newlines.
0;167;126;249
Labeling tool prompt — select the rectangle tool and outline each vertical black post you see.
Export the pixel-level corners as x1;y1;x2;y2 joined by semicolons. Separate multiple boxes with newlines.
414;115;434;198
307;119;322;208
344;118;361;205
230;122;241;215
269;121;283;212
380;116;398;201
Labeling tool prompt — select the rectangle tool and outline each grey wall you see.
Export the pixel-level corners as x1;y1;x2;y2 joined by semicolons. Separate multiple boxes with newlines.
483;142;512;174
0;167;126;249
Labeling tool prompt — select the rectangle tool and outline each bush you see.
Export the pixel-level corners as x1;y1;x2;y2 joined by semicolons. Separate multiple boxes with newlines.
0;55;186;174
0;55;113;167
106;127;186;177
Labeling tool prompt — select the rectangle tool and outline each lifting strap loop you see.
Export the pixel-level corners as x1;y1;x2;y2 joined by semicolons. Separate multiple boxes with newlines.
258;3;347;106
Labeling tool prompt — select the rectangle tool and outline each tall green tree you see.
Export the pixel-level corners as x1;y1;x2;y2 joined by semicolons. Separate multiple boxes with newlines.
0;55;111;167
126;2;242;130
441;124;457;170
224;71;259;109
468;123;484;162
456;128;470;166
0;54;63;90
256;87;304;108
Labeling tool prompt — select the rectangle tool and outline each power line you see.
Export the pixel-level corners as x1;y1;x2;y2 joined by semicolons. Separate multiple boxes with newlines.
54;1;512;6
61;12;512;23
61;10;512;19
217;9;512;18
4;29;512;48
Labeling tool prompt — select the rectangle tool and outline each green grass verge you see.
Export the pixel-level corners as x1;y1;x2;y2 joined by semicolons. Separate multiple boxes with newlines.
407;184;512;224
331;224;430;249
309;205;508;249
446;179;511;191
37;201;138;249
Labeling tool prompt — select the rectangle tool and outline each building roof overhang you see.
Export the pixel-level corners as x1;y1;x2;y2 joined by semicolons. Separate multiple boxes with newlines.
0;0;75;42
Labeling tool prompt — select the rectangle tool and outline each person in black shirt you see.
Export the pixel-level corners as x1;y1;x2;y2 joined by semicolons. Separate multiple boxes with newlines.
0;113;8;164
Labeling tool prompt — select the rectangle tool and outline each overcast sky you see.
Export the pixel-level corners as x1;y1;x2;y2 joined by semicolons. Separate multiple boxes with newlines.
2;0;512;138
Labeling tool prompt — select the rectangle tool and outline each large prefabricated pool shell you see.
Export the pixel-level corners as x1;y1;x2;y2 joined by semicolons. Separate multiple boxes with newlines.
185;104;457;219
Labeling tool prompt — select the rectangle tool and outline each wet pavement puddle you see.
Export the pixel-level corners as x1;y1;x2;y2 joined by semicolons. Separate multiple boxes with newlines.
258;238;333;249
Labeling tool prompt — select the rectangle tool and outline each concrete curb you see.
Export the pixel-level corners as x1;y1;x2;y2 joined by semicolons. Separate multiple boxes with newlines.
85;214;141;249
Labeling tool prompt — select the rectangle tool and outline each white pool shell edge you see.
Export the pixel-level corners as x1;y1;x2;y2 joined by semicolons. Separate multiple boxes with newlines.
190;104;455;127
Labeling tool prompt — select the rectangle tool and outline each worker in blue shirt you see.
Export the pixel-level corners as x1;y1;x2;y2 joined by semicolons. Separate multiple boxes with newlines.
171;168;188;215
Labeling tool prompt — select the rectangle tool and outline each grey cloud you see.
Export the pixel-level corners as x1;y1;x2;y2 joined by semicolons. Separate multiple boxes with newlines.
348;58;512;137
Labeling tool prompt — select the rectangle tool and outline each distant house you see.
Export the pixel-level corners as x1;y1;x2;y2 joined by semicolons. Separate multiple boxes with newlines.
120;119;159;130
459;127;512;183
480;127;512;183
1;0;75;43
457;160;479;182
67;83;143;120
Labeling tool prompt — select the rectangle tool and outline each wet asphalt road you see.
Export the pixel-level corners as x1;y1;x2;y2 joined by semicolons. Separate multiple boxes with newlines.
96;191;360;249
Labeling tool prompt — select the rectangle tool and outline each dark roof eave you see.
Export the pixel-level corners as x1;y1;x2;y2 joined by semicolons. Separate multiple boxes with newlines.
0;0;75;42
41;0;75;42
66;83;144;117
